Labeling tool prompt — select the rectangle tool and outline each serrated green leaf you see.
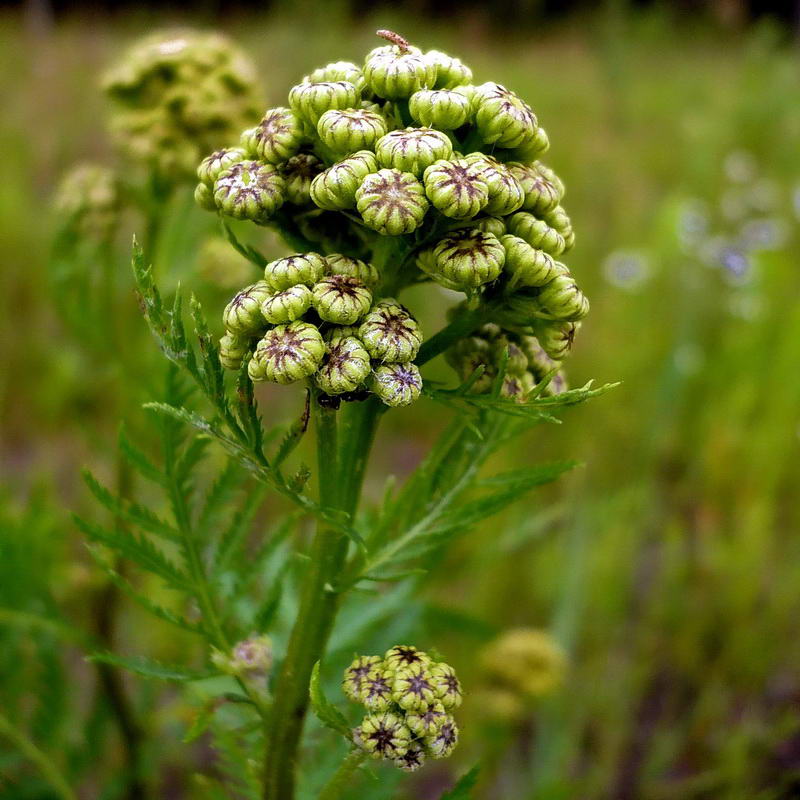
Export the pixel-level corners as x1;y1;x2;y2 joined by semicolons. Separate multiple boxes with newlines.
309;661;351;738
184;703;217;743
440;765;480;799
87;652;213;682
118;426;164;486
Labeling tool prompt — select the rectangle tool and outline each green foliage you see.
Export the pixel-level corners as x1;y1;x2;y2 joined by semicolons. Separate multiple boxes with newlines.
309;662;352;738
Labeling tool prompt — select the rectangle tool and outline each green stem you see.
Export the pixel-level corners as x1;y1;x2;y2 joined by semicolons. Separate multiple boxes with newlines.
317;749;368;800
262;396;380;800
0;713;77;800
416;305;492;366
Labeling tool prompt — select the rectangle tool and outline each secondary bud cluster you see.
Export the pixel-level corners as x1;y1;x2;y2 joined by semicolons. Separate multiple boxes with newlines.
53;163;121;241
103;30;262;180
218;253;423;407
343;645;461;771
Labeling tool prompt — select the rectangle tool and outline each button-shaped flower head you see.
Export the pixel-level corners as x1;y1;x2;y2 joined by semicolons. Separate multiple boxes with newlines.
375;128;453;177
218;332;250;370
312;275;372;324
507;212;566;256
197;147;248;187
501;371;535;402
317;108;388;153
342;654;383;703
357;712;412;759
213;161;285;223
409;88;470;130
534;320;579;361
240;107;305;164
430;662;463;709
425;717;459;759
360;666;395;712
229;634;273;675
393;742;426;772
280;153;324;206
534;160;566;199
423;49;473;89
305;61;366;95
260;284;313;324
364;35;437;99
194;182;217;211
359;300;423;362
222;280;270;335
288;80;360;128
384;644;432;671
465;154;525;216
316;332;372;395
490;334;530;375
405;701;447;738
430;228;506;291
248;321;325;384
325;254;380;288
355;169;429;235
507;162;560;215
423;159;489;220
543;205;574;244
370;363;423;407
392;664;437;711
535;273;589;321
501;235;560;288
310;151;379;211
264;252;327;291
473;82;539;149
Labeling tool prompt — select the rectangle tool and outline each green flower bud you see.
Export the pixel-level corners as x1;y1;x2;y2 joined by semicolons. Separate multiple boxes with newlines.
518;335;560;378
375;127;453;177
359;300;423;362
325;254;380;288
543;205;573;236
288;80;360;127
355;169;429;235
214;161;285;223
514;124;550;158
506;212;566;256
264;252;326;291
310;150;379;211
425;717;459;759
248;321;325;384
312;275;372;324
464;154;525;216
534;320;580;361
360;667;395;712
240;107;305;164
408;88;470;129
384;644;432;671
316;334;372;395
429;662;462;709
356;712;411;759
501;235;560;288
280;153;324;206
423;49;473;89
563;229;576;252
446;336;495;393
406;700;447;738
370;362;423;407
535;274;590;321
534;160;565;199
431;228;506;290
452;83;479;111
507;162;560;215
260;284;313;323
423;159;489;220
212;634;273;677
305;61;366;95
501;371;535;402
194;181;218;211
393;742;426;772
392;663;437;711
490;335;529;375
465;216;506;238
317;108;388;153
547;371;568;395
218;331;250;370
197;147;248;186
473;82;538;148
363;46;437;100
342;655;383;703
222;280;270;335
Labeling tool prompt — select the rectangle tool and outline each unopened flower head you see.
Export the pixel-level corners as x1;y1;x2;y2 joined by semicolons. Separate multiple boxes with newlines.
325;254;381;288
218;331;250;370
260;284;313;324
311;275;372;324
375;128;453;177
465;154;525;216
370;363;423;407
223;281;271;335
409;88;470;130
248;321;325;384
357;712;412;759
264;252;327;291
213;161;285;223
473;82;538;149
241;107;305;164
54;163;120;241
359;301;422;362
507;212;566;256
280;153;325;206
342;655;383;702
310;151;378;210
507;162;560;215
424;49;473;89
430;228;506;291
364;41;437;99
288;80;360;128
355;169;429;235
423;159;489;219
317;108;388;153
316;333;372;395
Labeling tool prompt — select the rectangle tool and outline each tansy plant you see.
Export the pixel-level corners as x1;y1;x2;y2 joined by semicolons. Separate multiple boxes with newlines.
79;29;611;800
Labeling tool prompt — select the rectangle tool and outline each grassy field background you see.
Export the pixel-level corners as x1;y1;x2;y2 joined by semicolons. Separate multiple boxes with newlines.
1;4;800;798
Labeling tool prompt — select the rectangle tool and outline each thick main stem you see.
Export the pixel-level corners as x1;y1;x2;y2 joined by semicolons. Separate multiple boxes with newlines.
262;397;381;800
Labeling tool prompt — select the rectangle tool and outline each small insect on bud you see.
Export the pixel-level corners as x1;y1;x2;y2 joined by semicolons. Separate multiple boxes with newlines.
218;332;250;370
425;717;459;759
310;150;379;211
506;162;560;215
408;88;470;129
359;300;423;362
315;333;372;395
240;107;305;164
364;41;437;100
393;742;426;772
360;666;395;712
536;273;590;321
506;212;566;257
431;228;506;291
370;362;423;407
317;108;388;153
473;82;538;148
248;321;325;384
197;147;248;187
342;655;384;703
375;127;453;177
392;664;437;711
423;159;489;220
355;169;429;235
429;662;463;709
356;712;412;759
384;644;432;671
305;61;366;95
264;252;327;291
280;153;325;206
288;80;360;127
534;320;580;361
423;49;474;89
325;254;380;288
501;235;560;288
214;161;285;223
194;181;218;211
260;284;313;324
463;154;525;216
222;281;271;335
405;700;447;738
312;275;372;324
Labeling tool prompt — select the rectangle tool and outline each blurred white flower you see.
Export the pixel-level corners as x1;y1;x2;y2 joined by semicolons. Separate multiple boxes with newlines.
740;218;789;252
724;150;758;184
602;250;651;292
676;199;709;252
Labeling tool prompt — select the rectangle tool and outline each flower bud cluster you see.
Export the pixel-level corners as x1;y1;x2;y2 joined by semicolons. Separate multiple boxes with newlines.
218;253;423;407
343;645;461;771
54;163;121;241
103;30;262;180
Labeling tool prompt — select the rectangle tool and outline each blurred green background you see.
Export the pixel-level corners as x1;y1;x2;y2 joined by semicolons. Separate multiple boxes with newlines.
2;2;800;798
